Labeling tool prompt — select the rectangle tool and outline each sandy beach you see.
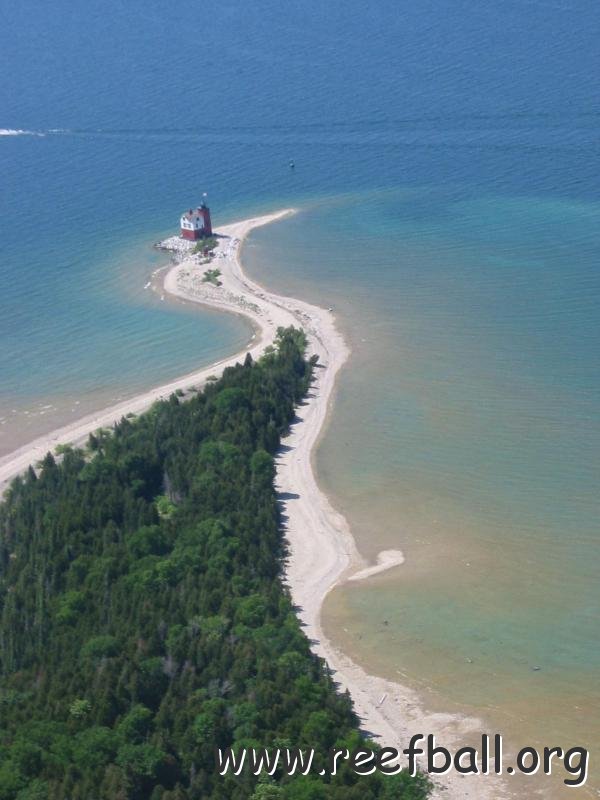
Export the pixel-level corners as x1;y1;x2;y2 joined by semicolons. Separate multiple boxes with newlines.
0;210;511;799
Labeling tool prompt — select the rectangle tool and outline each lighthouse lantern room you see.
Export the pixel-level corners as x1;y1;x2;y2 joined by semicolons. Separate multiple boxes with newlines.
180;201;212;240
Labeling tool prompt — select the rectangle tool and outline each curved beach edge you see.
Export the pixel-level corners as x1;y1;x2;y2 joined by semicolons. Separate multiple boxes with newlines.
0;209;510;800
347;549;406;581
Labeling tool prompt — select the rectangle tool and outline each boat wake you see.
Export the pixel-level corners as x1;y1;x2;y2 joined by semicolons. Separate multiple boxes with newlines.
0;128;45;137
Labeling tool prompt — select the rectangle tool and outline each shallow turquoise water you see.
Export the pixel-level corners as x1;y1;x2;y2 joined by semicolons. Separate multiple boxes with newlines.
244;191;600;791
0;218;253;454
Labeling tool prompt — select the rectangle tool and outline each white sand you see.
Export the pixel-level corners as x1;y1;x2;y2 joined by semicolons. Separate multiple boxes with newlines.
0;210;511;799
347;549;406;581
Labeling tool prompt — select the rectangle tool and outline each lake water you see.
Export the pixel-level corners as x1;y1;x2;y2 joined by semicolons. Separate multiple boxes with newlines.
244;192;600;795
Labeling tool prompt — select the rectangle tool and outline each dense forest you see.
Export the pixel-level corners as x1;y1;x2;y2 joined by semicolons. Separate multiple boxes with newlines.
0;328;430;800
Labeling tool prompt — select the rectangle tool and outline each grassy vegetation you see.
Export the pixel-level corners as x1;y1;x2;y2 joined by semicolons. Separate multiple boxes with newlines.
193;236;218;255
202;268;222;286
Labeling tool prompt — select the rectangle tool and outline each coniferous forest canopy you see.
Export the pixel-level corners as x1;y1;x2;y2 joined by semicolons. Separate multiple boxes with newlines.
0;328;430;800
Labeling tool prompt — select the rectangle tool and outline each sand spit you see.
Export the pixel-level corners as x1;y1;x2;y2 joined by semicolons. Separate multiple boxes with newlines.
347;549;406;581
0;210;510;799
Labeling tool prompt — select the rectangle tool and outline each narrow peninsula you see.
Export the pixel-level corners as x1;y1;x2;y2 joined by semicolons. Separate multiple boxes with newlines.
0;211;506;800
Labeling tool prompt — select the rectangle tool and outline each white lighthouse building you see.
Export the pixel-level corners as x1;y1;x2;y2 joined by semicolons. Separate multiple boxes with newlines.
180;201;212;241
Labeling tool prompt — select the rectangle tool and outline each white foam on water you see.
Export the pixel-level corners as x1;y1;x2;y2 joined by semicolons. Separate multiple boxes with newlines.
0;128;45;137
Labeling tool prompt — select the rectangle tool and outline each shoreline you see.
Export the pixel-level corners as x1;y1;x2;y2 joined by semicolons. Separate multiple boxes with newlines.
0;210;509;799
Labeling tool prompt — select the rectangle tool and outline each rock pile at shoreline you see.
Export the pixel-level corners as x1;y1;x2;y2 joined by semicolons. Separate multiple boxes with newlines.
155;236;194;259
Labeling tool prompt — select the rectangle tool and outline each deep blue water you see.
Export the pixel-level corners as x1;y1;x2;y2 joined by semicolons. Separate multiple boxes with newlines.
2;0;598;446
2;0;600;788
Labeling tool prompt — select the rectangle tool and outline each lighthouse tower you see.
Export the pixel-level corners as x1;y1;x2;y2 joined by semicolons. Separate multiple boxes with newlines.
180;200;212;241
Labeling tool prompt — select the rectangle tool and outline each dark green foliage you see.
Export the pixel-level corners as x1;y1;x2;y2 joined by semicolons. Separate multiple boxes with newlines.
193;236;218;255
0;328;430;799
202;268;222;286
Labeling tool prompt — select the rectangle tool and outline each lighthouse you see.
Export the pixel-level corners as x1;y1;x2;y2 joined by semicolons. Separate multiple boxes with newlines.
180;199;212;241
